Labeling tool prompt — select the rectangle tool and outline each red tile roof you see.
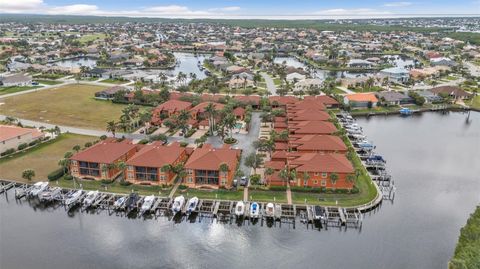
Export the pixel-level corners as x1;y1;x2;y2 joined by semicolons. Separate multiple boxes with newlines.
154;99;192;112
345;93;378;103
126;142;185;168
185;144;241;171
288;109;330;121
71;139;137;164
289;135;347;152
0;125;44;142
269;96;298;106
290;153;354;173
190;102;225;114
289;121;337;134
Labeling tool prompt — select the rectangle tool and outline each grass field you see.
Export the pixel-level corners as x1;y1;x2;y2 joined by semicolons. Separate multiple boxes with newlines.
56;178;173;196
249;189;287;203
1;84;127;130
77;33;107;44
0;86;41;96
175;188;243;201
0;134;94;182
35;79;63;85
467;95;480;110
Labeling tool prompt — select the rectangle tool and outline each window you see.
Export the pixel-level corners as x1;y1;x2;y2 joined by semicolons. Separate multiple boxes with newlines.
78;162;100;177
313;180;318;185
187;177;193;183
314;172;320;176
322;172;327;178
195;170;219;185
135;166;158;181
221;179;226;185
160;175;165;181
128;166;133;171
303;180;308;186
321;180;327;187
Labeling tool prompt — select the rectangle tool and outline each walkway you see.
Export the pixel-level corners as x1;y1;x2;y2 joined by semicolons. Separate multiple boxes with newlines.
168;176;182;198
286;185;292;205
260;73;276;95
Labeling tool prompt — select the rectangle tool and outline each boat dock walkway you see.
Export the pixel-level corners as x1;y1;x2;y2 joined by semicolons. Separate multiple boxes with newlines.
1;180;366;230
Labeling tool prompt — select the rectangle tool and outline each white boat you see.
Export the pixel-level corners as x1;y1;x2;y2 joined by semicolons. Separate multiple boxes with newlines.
141;195;155;214
249;202;259;219
29;182;49;197
171;195;185;214
83;190;99;207
235;201;245;217
265;202;275;218
65;190;83;208
113;196;127;209
186;197;199;214
39;187;62;202
275;204;282;219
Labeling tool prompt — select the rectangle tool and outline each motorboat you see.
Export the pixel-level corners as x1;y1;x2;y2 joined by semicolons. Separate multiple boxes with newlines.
113;196;127;209
299;210;307;224
125;193;139;213
249;202;259;219
171;195;185;214
65;190;83;208
265;202;275;218
39;187;62;202
235;201;245;217
186;196;199;215
274;204;282;219
356;141;375;150
83;190;99;208
313;206;326;220
140;195;155;215
29;182;49;197
399;107;412;116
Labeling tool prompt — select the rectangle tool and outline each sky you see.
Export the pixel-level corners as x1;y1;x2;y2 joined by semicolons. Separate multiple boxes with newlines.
0;0;478;19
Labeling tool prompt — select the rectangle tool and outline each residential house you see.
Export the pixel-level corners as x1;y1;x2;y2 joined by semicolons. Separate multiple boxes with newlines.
125;142;189;185
70;139;138;180
379;67;410;84
94;86;128;100
376;91;413;106
344;93;379;108
184;144;241;189
151;100;192;125
0;73;32;86
0;125;44;154
429;86;472;101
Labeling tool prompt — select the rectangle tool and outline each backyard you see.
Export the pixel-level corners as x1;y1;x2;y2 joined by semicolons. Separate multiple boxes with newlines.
0;133;94;182
0;84;127;130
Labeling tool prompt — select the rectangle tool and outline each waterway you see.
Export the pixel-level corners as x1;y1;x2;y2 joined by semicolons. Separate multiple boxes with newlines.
1;112;479;269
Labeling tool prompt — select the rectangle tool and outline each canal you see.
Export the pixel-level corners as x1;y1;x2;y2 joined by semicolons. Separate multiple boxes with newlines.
1;112;479;269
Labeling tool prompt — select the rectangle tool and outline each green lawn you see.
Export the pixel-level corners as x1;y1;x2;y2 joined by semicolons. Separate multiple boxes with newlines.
33;73;66;80
99;78;129;84
0;133;95;182
175;188;244;201
1;84;127;130
56;178;173;196
467;95;480;110
0;86;41;96
35;79;63;85
248;189;287;203
333;87;346;94
76;33;107;44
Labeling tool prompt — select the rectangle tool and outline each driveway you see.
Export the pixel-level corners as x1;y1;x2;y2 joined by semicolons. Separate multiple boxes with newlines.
260;73;277;95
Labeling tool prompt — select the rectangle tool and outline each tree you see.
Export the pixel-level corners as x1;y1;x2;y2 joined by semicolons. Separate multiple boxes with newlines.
116;161;127;180
219;163;229;174
245;153;263;174
303;171;311;186
222;114;237;138
22;169;35;181
160;164;172;173
330;173;339;188
279;168;289;187
106;121;117;137
58;158;70;174
204;102;217;135
72;145;81;153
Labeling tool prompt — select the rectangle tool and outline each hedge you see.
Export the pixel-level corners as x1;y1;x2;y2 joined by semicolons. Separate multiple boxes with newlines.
1;148;15;156
17;143;28;151
48;168;65;181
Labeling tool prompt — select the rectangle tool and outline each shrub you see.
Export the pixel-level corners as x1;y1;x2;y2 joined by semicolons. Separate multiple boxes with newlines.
101;179;114;184
119;180;132;186
224;137;237;144
28;140;39;147
184;128;196;138
290;186;323;193
63;175;73;180
100;135;107;140
17;143;28;151
1;148;16;156
138;139;149;144
350;186;360;194
178;184;188;190
269;186;287;192
48;168;65;181
179;142;189;147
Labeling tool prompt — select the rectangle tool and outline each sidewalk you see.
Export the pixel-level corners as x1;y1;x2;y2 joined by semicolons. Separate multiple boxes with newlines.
168;176;182;199
286;184;292;205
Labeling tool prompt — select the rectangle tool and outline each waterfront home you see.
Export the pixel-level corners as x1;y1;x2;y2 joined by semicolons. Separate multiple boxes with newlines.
379;67;410;84
0;73;32;86
304;95;340;108
184;144;241;189
0;125;45;154
288;134;348;154
294;78;323;91
344;93;379;108
288;121;337;135
347;59;375;68
228;76;254;89
429;86;472;101
70;139;138;180
430;57;457;67
151;100;192;125
94;86;128;100
376;91;413;106
416;90;443;103
125;142;189;185
290;153;355;189
286;72;306;83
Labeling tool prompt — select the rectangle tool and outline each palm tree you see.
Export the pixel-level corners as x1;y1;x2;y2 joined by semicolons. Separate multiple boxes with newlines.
158;72;168;86
219;163;229;175
204;102;217;135
58;159;70;174
177;110;191;135
22;169;35;181
72;145;81;153
160;164;172;174
279;168;289;187
346;174;355;185
116;161;127;181
329;173;339;188
106;121;117;137
303;171;310;187
290;169;297;186
4;116;17;125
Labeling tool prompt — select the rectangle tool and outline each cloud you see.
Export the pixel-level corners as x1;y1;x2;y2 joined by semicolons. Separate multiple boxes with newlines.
209;6;241;12
314;8;393;16
47;4;99;15
0;0;44;12
384;2;412;7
